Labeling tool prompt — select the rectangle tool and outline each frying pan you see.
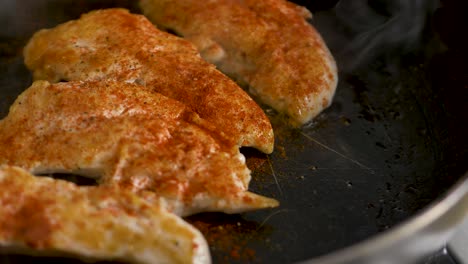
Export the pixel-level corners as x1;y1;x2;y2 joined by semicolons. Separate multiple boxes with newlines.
0;0;467;263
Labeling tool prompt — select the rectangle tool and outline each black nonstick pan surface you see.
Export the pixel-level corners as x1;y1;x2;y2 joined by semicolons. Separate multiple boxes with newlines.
0;0;467;263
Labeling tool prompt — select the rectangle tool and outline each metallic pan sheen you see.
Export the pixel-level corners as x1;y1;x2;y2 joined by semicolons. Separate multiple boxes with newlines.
0;0;467;263
303;174;468;264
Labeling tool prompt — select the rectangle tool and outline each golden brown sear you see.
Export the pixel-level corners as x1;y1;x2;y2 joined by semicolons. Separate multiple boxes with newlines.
0;165;211;264
0;81;278;216
23;8;274;153
140;0;338;125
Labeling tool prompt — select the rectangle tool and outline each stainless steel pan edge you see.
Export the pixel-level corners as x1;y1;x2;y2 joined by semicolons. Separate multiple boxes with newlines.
1;1;467;263
301;173;468;264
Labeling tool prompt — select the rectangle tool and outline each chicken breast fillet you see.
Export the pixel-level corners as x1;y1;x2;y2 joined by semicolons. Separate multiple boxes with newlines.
0;165;210;264
140;0;338;125
0;81;278;216
23;8;274;154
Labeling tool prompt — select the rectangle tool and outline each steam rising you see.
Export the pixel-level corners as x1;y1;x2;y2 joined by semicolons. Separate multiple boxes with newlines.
316;0;440;71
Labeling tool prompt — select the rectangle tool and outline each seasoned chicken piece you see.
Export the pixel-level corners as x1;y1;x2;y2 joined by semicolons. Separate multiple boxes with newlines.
0;165;210;264
23;8;274;154
0;81;278;216
140;0;338;125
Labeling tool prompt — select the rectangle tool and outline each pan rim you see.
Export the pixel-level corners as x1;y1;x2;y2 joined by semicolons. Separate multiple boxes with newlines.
300;171;468;263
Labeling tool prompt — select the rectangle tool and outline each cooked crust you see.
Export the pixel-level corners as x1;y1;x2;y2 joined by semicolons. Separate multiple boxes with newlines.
23;8;274;153
0;81;278;216
140;0;338;125
0;165;211;264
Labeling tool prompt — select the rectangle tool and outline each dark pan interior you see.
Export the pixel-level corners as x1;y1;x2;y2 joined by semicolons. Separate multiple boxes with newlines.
0;0;467;263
